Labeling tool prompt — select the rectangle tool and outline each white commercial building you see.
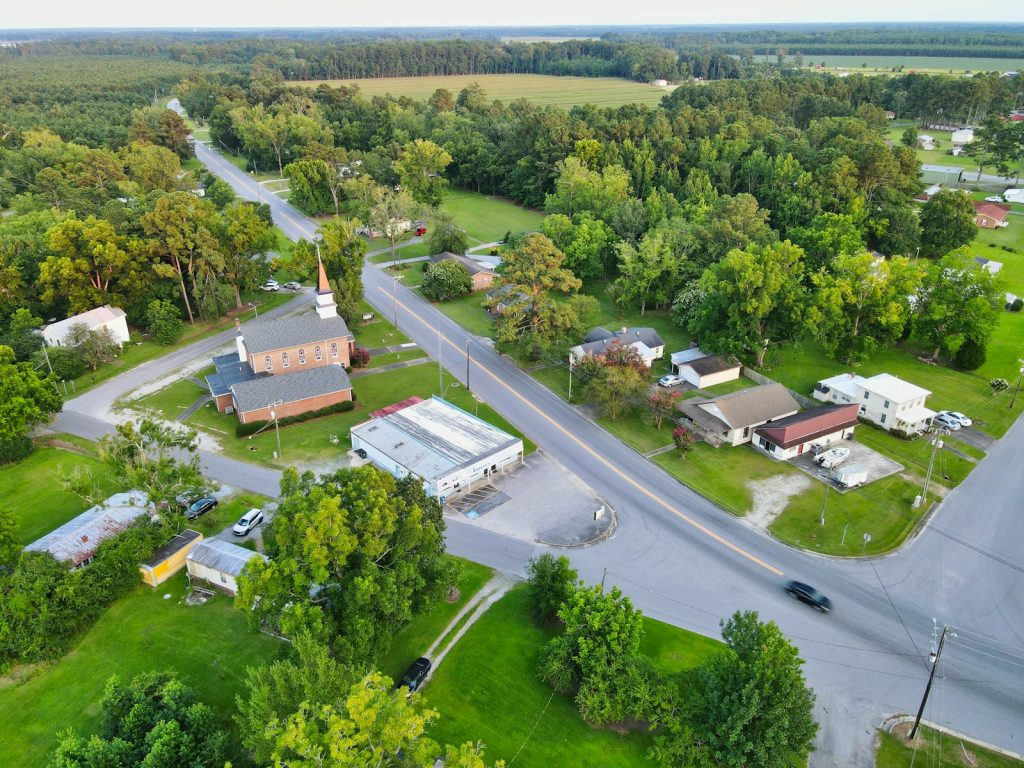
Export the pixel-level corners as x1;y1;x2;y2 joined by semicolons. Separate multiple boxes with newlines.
185;538;268;596
42;305;130;348
350;397;524;502
812;372;935;434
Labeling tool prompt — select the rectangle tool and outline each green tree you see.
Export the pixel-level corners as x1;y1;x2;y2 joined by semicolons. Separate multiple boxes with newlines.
585;362;650;421
220;201;275;308
525;553;578;627
145;299;184;345
422;259;473;301
48;672;226;768
0;505;19;567
120;141;185;193
429;87;456;112
614;231;676;315
203;178;235;210
808;252;924;363
675;610;818;768
285;157;335;215
546;157;632;220
65;323;120;372
900;125;918;147
368;185;420;267
788;213;865;273
236;467;452;666
914;250;1002;362
96;420;202;510
690;241;808;367
0;344;62;462
37;345;85;381
919;189;977;258
318;218;367;323
394;139;453;205
427;209;469;255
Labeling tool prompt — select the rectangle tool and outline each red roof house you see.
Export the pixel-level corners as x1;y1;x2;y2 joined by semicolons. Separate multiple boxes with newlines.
753;404;860;461
973;201;1010;229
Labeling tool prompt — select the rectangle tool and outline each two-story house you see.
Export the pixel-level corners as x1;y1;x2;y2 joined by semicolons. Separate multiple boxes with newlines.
812;372;935;434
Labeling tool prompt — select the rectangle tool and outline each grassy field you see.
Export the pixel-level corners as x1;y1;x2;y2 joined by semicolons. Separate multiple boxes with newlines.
800;56;1024;74
288;74;672;109
2;436;118;545
132;372;211;421
424;586;721;768
377;559;493;682
876;725;1024;768
0;571;284;767
443;189;544;245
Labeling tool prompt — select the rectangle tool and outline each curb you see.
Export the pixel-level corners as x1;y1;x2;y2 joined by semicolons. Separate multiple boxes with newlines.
881;713;1024;761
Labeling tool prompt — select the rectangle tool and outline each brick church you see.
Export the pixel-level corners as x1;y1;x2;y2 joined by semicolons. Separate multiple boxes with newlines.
206;260;355;424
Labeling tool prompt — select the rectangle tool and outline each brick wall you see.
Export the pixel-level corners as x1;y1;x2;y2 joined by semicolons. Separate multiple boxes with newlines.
237;388;353;424
249;336;352;375
213;392;234;413
471;272;496;292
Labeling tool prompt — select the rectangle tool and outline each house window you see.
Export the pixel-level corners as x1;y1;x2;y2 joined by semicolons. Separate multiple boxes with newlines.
298;348;306;365
314;346;322;361
264;355;273;371
884;400;890;409
330;342;338;358
742;426;750;438
282;351;290;368
880;414;887;424
863;392;870;400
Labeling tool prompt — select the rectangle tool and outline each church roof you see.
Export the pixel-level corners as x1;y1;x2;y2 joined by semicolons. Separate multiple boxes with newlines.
240;313;352;355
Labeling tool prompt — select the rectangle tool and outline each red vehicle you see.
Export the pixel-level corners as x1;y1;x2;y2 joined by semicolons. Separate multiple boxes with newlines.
415;226;427;236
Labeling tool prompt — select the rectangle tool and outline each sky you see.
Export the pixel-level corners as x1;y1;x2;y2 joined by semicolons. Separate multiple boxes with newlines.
4;0;1024;30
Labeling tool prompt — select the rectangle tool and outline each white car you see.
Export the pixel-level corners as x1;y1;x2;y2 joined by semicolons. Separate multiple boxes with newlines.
232;508;264;536
932;413;961;431
984;195;1005;203
658;374;684;388
940;410;972;428
261;280;280;292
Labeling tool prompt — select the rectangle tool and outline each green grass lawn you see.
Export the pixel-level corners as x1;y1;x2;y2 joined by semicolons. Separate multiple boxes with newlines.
424;586;720;768
854;427;975;488
287;73;672;109
189;492;271;539
0;571;285;767
805;55;1024;74
368;348;428;368
876;726;1024;768
352;299;412;349
132;375;210;421
971;218;1024;296
598;411;676;454
2;437;119;545
369;241;433;264
442;189;544;246
433;290;495;337
377;558;493;682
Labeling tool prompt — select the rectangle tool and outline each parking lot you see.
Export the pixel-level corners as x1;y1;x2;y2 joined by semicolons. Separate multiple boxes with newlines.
788;440;903;492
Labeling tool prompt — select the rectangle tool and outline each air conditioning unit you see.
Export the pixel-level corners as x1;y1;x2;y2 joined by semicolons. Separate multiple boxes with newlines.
225;406;234;414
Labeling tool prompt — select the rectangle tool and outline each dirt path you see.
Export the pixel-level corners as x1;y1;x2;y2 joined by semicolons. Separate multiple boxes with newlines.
745;474;813;529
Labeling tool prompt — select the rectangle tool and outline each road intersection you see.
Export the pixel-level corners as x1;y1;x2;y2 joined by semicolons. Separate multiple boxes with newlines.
62;106;1022;765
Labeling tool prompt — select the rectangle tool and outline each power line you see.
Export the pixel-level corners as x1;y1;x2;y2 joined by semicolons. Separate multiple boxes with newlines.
869;556;928;668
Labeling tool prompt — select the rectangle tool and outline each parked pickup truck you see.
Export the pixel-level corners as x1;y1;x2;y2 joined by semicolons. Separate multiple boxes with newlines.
814;446;851;470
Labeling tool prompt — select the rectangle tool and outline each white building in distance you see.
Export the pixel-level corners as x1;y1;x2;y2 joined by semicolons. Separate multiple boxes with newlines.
351;397;524;502
42;305;130;348
812;372;935;434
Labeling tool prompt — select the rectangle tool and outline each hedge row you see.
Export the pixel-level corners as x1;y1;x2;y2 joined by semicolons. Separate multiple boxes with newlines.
236;399;355;437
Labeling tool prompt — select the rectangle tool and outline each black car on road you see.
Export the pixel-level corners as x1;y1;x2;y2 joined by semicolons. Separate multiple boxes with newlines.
785;581;832;613
397;657;431;694
186;497;218;520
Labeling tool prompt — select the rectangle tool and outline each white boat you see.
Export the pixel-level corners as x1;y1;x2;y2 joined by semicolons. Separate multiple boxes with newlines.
814;446;851;470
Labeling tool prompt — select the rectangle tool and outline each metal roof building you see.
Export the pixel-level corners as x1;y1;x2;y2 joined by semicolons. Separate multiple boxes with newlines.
24;491;151;568
185;538;268;595
350;397;524;502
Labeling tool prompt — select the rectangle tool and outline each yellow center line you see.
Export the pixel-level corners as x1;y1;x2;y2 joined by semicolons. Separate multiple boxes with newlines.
379;286;784;577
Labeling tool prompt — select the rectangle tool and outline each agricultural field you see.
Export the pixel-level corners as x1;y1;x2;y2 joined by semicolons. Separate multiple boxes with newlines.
0;571;284;767
799;55;1024;74
288;73;672;109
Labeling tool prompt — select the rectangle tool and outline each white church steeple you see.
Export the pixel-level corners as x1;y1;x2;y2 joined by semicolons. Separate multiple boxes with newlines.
314;256;338;320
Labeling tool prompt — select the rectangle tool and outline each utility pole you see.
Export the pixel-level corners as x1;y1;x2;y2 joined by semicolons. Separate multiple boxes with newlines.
39;337;53;376
437;307;443;396
819;479;830;526
269;401;283;459
392;274;400;327
600;567;608;594
465;338;471;395
910;624;951;739
919;428;946;505
567;355;573;401
1010;362;1024;409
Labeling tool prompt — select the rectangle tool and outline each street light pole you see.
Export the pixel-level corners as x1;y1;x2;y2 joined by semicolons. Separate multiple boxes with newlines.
437;307;443;396
568;355;573;401
269;400;283;458
1009;362;1024;409
465;338;471;394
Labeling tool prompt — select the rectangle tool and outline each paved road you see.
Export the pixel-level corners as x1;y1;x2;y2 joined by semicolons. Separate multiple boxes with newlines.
112;105;1022;764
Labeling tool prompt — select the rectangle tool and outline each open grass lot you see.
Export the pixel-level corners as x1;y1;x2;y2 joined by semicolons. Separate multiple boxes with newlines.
598;411;676;454
0;571;284;768
182;362;535;469
2;436;118;545
876;725;1024;768
443;189;544;245
377;558;493;682
369;241;433;264
288;74;671;109
424;586;720;768
351;298;412;348
133;372;211;421
802;56;1024;74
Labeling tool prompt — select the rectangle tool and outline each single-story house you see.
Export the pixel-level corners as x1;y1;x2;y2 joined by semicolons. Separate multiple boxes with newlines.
485;284;530;315
570;327;666;368
975;256;1003;275
951;128;974;146
430;252;497;291
915;184;942;202
185;538;268;596
813;372;934;434
917;134;936;150
679;383;800;447
351;396;524;502
229;364;352;424
753;404;860;461
652;78;669;87
42;305;130;348
140;529;203;587
24;491;151;568
884;110;896;120
973;202;1009;229
669;347;742;388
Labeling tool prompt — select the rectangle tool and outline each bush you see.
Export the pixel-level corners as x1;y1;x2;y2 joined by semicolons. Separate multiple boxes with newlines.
145;299;184;345
526;553;577;627
236;399;355;437
422;259;473;301
1010;298;1023;312
954;337;986;371
351;346;371;368
38;345;85;380
0;435;33;464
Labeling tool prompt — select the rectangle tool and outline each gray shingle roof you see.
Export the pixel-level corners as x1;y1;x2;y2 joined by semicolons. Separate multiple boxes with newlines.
681;383;799;431
684;355;740;376
231;365;352;415
431;252;496;277
240;314;352;356
582;327;664;349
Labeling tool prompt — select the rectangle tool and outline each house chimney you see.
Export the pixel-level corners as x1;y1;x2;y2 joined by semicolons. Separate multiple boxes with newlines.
234;318;241;331
621;327;628;335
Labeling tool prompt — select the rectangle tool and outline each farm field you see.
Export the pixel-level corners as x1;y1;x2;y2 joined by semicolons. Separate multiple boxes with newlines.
287;73;672;108
800;55;1024;74
0;572;284;767
423;586;721;768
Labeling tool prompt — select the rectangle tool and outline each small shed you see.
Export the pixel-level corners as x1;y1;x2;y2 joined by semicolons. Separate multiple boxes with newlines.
140;529;203;587
670;348;742;388
186;538;268;596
